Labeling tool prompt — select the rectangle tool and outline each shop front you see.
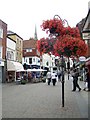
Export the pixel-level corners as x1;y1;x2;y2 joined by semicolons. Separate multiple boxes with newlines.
7;60;24;82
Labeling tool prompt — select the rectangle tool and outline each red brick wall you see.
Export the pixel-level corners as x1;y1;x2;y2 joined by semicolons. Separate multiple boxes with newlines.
0;20;7;59
23;49;37;57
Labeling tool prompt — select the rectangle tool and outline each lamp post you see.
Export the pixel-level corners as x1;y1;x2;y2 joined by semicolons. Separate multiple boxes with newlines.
67;57;70;80
61;55;65;107
40;52;43;80
49;52;52;73
4;55;7;83
52;15;69;107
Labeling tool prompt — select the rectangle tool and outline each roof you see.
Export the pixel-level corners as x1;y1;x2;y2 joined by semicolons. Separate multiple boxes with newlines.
76;18;86;32
82;9;90;30
7;30;23;40
23;39;37;49
0;19;7;25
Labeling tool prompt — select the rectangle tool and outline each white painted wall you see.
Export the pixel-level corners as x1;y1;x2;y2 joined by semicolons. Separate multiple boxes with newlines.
42;53;56;71
22;53;56;71
22;56;40;66
7;38;16;50
7;38;16;61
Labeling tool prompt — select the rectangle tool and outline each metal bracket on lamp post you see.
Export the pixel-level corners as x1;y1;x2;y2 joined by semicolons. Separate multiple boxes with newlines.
53;15;62;20
53;15;69;27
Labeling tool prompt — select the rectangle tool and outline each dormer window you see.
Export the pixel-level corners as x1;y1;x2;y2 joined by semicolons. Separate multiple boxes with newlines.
26;48;32;52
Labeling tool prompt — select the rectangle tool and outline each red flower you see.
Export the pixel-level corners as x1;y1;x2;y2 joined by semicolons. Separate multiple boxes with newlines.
61;26;80;38
54;35;88;57
41;18;64;36
38;16;88;59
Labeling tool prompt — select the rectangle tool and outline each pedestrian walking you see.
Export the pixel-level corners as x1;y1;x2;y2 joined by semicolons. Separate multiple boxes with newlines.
28;72;32;82
51;72;57;86
72;68;81;92
58;70;61;81
83;67;90;91
46;71;51;85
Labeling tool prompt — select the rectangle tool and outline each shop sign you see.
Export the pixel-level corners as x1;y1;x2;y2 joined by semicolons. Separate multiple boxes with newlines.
79;56;86;62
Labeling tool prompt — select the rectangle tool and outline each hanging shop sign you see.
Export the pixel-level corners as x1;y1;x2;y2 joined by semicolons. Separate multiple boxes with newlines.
79;56;86;62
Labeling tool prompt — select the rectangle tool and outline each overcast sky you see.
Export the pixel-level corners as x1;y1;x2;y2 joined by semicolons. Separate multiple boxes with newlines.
0;0;89;40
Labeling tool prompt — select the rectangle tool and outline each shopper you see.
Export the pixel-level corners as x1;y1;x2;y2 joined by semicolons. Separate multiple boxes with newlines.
51;72;57;86
83;67;90;91
72;68;81;92
47;71;51;85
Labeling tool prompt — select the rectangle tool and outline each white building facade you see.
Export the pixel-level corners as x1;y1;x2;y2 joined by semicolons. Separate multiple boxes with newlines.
22;56;40;66
7;37;16;61
42;53;56;72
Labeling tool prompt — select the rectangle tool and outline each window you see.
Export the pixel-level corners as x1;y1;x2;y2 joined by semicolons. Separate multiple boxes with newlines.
26;59;27;63
7;51;14;60
0;28;3;38
33;58;35;62
26;48;32;52
29;58;32;64
46;61;49;66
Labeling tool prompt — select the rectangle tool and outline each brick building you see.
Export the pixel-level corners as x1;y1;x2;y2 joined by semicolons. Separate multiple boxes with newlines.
23;39;40;69
0;19;7;83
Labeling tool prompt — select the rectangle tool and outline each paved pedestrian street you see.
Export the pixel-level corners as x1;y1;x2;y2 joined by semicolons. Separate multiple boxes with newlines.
1;74;89;119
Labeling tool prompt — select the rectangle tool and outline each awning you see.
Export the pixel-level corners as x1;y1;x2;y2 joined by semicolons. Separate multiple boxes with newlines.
7;60;24;71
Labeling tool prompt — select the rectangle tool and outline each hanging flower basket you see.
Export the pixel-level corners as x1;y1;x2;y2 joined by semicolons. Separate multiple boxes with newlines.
37;15;88;60
37;38;51;54
41;18;64;36
54;35;88;57
50;27;56;34
61;26;81;38
37;37;57;55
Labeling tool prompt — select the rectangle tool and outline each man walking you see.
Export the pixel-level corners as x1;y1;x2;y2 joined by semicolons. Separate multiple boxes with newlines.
51;72;57;86
46;71;51;85
72;68;81;92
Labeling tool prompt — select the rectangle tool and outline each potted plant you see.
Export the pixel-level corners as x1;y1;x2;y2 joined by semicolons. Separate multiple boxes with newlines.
21;79;27;84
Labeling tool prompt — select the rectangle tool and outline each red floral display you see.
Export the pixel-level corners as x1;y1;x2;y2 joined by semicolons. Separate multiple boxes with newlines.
61;26;81;38
37;38;55;55
41;18;64;36
54;35;88;57
37;16;88;58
